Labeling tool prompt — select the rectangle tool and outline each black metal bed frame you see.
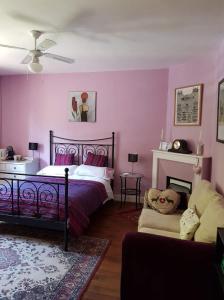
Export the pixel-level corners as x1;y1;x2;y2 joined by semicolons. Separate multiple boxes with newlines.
50;130;115;168
49;130;115;188
0;131;115;251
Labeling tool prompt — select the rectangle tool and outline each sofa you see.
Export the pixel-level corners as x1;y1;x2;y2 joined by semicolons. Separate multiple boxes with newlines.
120;180;224;300
120;232;222;300
138;180;224;242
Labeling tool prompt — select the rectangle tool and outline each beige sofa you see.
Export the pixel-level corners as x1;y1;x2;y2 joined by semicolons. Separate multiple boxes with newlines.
138;180;224;243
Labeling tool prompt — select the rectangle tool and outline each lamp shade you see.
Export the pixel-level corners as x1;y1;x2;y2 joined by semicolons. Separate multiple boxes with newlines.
128;153;138;163
29;142;38;151
28;56;43;73
28;62;43;73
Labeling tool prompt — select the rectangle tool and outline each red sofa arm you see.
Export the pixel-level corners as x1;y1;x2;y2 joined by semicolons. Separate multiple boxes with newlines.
121;232;221;300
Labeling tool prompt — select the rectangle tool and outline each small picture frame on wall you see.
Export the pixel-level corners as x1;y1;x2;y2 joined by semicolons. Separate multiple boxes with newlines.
68;91;96;122
217;79;224;143
174;84;203;126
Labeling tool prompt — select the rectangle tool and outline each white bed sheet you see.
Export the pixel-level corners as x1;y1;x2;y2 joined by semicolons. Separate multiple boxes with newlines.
37;167;114;202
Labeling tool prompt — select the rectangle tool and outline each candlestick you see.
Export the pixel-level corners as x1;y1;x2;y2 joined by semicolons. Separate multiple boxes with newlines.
160;128;164;141
199;129;202;142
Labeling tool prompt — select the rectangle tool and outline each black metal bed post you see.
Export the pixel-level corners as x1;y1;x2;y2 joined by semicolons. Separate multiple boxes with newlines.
64;168;69;251
49;130;53;165
111;132;115;190
112;132;115;168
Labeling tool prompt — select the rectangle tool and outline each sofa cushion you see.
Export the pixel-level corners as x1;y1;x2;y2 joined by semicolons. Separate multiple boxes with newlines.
188;180;222;217
146;188;180;214
138;208;181;233
180;208;200;240
194;197;224;243
138;227;180;239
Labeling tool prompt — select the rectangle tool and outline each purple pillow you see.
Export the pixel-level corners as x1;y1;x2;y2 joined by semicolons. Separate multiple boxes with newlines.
54;153;74;165
84;152;106;167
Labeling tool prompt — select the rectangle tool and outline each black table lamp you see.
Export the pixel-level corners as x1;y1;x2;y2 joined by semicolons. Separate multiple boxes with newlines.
128;153;138;174
29;142;38;159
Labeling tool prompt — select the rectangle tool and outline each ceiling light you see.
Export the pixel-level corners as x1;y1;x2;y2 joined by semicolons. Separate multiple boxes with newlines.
28;57;43;73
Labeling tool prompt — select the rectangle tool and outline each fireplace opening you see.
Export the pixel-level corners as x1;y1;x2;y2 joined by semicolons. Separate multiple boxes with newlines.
166;176;192;210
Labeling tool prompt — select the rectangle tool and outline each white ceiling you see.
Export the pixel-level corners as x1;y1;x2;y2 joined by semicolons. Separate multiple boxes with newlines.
0;0;223;75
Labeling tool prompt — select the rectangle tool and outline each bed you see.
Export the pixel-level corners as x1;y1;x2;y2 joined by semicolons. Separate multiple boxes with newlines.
0;131;115;251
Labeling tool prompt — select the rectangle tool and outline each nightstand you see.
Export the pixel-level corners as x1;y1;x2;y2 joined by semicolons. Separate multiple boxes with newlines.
120;172;143;209
0;157;39;179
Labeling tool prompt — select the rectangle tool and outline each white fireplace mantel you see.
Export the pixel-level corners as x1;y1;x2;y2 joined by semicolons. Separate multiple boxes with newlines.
152;150;211;189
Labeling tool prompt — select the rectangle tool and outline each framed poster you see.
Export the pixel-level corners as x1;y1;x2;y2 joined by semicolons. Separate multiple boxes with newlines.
68;91;96;122
217;79;224;143
174;84;203;126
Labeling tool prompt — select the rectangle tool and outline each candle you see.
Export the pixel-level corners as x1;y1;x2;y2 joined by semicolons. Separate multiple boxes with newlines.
160;128;164;141
199;129;202;142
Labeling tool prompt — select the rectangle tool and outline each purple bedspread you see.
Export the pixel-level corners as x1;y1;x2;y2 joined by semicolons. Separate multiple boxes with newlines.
0;177;108;236
66;179;108;235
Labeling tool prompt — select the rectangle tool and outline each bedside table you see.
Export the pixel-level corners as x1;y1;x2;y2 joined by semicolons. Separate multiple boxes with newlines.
120;172;143;209
0;158;39;179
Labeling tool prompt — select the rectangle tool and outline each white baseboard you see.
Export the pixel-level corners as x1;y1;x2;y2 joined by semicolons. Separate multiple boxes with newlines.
114;193;144;204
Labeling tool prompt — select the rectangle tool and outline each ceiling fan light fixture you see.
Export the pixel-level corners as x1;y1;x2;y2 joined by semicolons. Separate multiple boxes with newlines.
28;61;43;73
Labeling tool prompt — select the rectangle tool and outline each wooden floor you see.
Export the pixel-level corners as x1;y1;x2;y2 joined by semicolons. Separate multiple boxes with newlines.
83;201;141;300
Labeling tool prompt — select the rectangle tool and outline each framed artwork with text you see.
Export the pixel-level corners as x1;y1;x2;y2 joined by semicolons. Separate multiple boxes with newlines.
174;84;203;126
217;79;224;143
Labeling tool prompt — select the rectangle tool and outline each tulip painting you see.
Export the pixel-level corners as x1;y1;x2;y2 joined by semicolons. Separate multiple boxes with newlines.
68;91;96;122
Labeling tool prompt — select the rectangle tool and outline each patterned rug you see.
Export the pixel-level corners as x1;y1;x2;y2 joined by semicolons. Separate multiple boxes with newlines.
0;227;109;300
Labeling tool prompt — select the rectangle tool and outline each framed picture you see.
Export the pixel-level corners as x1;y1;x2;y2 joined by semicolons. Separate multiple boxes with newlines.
159;141;172;151
217;79;224;143
174;84;203;126
68;91;96;122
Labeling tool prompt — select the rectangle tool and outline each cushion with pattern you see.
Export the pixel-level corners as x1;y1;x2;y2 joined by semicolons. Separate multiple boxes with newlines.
180;207;200;240
84;152;106;167
54;153;74;165
146;188;180;214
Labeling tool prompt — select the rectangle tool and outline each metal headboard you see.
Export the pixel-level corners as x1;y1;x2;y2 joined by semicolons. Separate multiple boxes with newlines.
49;130;115;168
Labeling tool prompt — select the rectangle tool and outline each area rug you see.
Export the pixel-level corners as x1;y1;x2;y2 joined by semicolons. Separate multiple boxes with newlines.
0;233;109;300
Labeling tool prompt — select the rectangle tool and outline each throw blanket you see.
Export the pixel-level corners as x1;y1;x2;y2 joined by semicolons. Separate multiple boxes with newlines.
0;177;108;236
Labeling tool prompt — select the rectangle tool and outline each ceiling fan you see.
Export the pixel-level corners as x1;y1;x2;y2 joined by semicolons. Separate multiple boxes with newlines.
0;30;74;73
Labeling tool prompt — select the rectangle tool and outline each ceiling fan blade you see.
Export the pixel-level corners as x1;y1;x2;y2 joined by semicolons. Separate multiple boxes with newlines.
44;53;74;63
37;39;56;51
0;43;27;51
21;55;32;64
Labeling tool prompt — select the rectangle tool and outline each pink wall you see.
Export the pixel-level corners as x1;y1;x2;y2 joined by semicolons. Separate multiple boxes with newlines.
165;46;224;194
0;78;2;145
165;53;217;154
0;70;168;192
2;46;224;195
0;77;3;148
212;41;224;194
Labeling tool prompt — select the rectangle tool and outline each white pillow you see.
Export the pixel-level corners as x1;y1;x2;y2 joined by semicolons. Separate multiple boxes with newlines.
180;207;200;240
75;164;114;180
37;165;77;177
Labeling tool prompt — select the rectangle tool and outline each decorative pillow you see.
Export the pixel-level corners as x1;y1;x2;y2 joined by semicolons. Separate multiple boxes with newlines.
75;164;114;180
194;196;224;243
188;180;221;217
37;165;77;176
146;188;180;214
180;207;200;240
104;167;114;180
54;153;74;165
84;152;106;167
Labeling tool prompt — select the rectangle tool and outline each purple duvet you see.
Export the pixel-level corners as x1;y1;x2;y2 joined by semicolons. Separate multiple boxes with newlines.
0;177;108;236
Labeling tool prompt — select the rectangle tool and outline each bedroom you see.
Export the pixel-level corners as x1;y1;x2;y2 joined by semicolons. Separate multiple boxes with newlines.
0;0;224;299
